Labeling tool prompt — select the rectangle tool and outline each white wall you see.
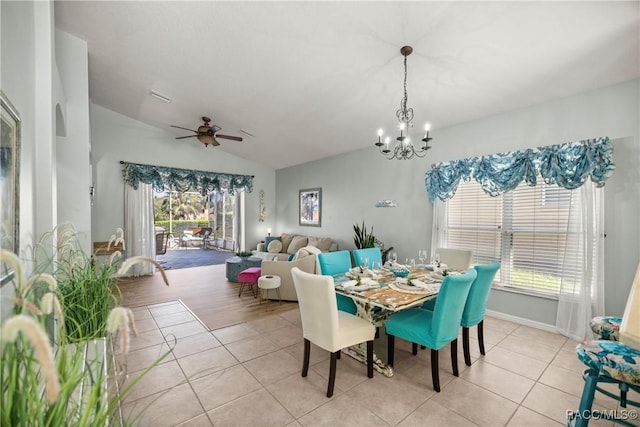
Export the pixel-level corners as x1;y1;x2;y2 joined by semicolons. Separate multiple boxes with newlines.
89;105;276;251
276;79;640;325
54;30;92;253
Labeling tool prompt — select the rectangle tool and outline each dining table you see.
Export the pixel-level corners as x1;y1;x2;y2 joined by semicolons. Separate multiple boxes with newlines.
333;264;446;377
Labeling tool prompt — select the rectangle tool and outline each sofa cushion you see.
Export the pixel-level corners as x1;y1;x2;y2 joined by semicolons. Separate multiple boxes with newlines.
267;240;282;253
280;233;295;253
264;236;281;250
308;236;333;252
288;235;308;254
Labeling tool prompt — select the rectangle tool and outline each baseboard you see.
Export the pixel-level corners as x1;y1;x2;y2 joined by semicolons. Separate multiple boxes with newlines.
485;309;559;334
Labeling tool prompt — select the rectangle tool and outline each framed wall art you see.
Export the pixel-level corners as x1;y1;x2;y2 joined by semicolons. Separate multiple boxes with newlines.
299;187;322;227
0;91;21;257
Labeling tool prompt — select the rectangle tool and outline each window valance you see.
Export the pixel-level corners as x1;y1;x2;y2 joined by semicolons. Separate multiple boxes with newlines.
121;161;254;195
425;137;614;202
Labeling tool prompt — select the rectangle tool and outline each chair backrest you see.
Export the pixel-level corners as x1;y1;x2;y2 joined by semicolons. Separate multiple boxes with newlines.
436;248;472;271
430;269;477;347
352;247;382;268
317;250;352;276
461;262;501;328
291;267;339;351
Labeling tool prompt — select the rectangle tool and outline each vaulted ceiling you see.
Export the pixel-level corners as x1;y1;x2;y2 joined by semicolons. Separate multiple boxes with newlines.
54;1;640;169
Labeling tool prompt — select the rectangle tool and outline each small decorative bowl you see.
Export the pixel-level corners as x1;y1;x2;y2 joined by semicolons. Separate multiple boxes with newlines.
390;268;410;278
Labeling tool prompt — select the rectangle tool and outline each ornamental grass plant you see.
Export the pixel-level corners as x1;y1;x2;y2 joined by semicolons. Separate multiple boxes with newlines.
0;225;171;426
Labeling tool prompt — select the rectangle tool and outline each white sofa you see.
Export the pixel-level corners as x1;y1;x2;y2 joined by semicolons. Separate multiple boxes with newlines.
254;232;338;261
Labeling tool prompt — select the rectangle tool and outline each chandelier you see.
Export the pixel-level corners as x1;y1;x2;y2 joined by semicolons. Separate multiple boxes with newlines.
375;46;433;160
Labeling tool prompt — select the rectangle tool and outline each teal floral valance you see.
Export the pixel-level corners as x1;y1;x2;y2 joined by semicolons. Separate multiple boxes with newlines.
121;161;254;195
425;137;614;202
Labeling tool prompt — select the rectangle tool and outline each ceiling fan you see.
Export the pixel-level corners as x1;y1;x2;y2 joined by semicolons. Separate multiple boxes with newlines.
170;116;243;147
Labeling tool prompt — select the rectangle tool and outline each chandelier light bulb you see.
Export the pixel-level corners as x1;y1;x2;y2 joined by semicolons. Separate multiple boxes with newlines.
378;128;384;137
425;123;431;132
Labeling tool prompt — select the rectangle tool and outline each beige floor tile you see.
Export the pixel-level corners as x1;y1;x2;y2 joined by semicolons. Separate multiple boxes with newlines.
190;364;263;411
496;334;560;363
561;338;581;352
206;388;295;427
430;378;519;426
310;353;372;393
466;324;511;346
264;324;304;348
391;351;457;393
284;342;331;364
135;317;159;333
296;393;389;426
122;360;187;402
510;325;567;350
170;331;222;359
243;348;301;385
348;370;433;425
267;370;340;418
130;306;152;320
551;348;585;373
397;399;479;426
279;309;302;327
161;320;208;340
246;315;292;333
177;346;239;380
121;382;205;426
460;360;535;403
483;346;548;380
506;406;563;426
225;334;282;362
176;413;214;427
539;364;585;397
153;310;198;328
119;342;174;374
149;301;188;317
211;322;260;344
483;316;520;334
522;382;580;424
129;328;167;352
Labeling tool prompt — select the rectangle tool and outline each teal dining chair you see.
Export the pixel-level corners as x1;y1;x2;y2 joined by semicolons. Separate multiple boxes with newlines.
317;251;357;314
352;247;382;269
461;262;500;366
386;269;477;392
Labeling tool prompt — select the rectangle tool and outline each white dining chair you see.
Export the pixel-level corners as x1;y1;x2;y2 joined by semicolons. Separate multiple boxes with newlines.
435;248;472;271
291;267;375;397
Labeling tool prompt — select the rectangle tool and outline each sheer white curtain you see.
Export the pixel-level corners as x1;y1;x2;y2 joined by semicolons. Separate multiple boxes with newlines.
556;180;605;341
124;182;155;276
430;199;448;260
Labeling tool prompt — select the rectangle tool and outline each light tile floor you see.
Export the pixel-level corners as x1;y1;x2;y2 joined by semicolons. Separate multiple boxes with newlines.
117;301;635;427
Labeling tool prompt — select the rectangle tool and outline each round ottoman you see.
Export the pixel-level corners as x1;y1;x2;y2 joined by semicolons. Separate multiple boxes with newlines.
258;275;281;311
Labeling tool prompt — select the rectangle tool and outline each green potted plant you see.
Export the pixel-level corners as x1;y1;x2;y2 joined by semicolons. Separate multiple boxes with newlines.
0;225;171;426
353;221;394;264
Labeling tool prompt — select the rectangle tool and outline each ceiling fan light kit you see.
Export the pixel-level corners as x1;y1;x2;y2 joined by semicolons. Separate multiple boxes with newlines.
374;46;433;160
171;116;243;148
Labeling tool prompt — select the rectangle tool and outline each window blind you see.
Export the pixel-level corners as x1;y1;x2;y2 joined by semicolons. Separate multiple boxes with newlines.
447;178;577;295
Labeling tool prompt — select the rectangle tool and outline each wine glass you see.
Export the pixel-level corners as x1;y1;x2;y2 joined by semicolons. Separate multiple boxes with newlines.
390;252;398;265
371;260;382;273
418;249;427;266
360;257;370;272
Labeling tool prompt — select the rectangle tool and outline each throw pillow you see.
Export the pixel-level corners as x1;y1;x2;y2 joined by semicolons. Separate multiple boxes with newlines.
267;240;282;253
280;233;295;253
308;236;333;252
287;235;308;254
264;236;281;252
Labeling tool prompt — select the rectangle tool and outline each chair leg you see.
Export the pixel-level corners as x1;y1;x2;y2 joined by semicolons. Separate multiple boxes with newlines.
302;339;310;377
337;350;341;359
412;342;418;355
327;351;338;397
463;326;472;366
451;338;459;377
238;283;245;297
574;368;598;427
478;320;485;355
431;349;440;392
387;334;395;367
366;340;374;378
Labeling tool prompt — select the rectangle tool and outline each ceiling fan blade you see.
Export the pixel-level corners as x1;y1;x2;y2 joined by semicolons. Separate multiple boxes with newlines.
170;125;197;132
176;135;197;139
215;134;243;142
211;125;222;133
